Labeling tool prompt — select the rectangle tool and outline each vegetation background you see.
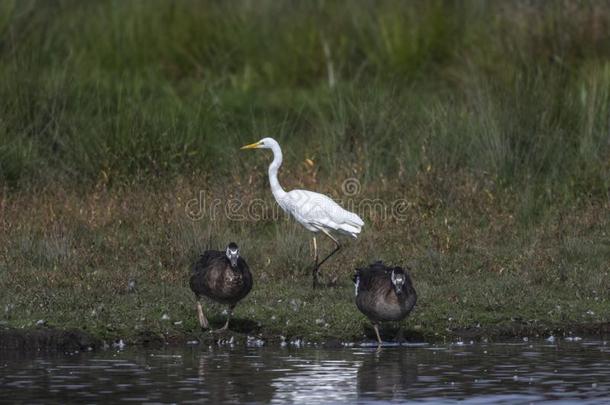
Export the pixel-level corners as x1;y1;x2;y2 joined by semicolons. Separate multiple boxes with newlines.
0;0;608;343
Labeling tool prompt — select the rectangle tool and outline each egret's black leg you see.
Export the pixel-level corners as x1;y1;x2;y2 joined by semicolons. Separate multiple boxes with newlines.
312;229;341;288
315;240;341;270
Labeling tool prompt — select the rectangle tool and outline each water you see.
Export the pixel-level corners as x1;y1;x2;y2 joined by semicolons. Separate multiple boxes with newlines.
1;339;609;404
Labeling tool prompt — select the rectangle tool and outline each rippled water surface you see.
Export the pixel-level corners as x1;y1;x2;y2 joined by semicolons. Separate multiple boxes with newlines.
1;339;609;404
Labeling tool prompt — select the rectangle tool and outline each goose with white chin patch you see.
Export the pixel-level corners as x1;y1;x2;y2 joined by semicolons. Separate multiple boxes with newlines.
189;242;253;331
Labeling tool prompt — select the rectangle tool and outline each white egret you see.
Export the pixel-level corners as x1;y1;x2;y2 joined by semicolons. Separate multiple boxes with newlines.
241;137;364;288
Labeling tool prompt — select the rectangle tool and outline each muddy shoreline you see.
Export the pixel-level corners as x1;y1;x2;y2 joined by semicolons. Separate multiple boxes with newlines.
2;322;609;353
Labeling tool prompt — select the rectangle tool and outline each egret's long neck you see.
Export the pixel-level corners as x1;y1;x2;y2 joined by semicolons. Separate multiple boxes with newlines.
268;142;287;200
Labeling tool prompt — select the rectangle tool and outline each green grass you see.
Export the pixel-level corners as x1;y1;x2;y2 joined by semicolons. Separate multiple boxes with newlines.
0;1;609;344
0;1;608;201
0;180;608;343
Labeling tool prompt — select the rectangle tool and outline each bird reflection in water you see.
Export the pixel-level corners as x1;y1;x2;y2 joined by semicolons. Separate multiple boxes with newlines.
196;350;275;403
357;349;419;401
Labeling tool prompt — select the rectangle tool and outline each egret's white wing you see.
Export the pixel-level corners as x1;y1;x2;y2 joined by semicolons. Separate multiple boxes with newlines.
278;189;364;237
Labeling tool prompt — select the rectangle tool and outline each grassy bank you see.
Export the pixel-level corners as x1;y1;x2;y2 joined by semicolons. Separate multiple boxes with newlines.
0;176;608;344
0;1;609;345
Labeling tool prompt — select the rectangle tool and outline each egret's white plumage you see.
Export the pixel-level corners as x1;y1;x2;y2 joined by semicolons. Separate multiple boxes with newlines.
278;189;363;237
241;137;364;287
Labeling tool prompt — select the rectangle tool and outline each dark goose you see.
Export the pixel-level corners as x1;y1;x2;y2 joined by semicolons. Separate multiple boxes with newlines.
189;242;253;331
353;261;417;344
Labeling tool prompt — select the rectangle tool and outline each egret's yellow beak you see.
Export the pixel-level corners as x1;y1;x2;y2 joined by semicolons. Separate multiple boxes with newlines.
241;141;261;150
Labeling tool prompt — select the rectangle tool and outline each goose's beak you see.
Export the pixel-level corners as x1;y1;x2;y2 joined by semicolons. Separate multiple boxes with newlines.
241;141;261;150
